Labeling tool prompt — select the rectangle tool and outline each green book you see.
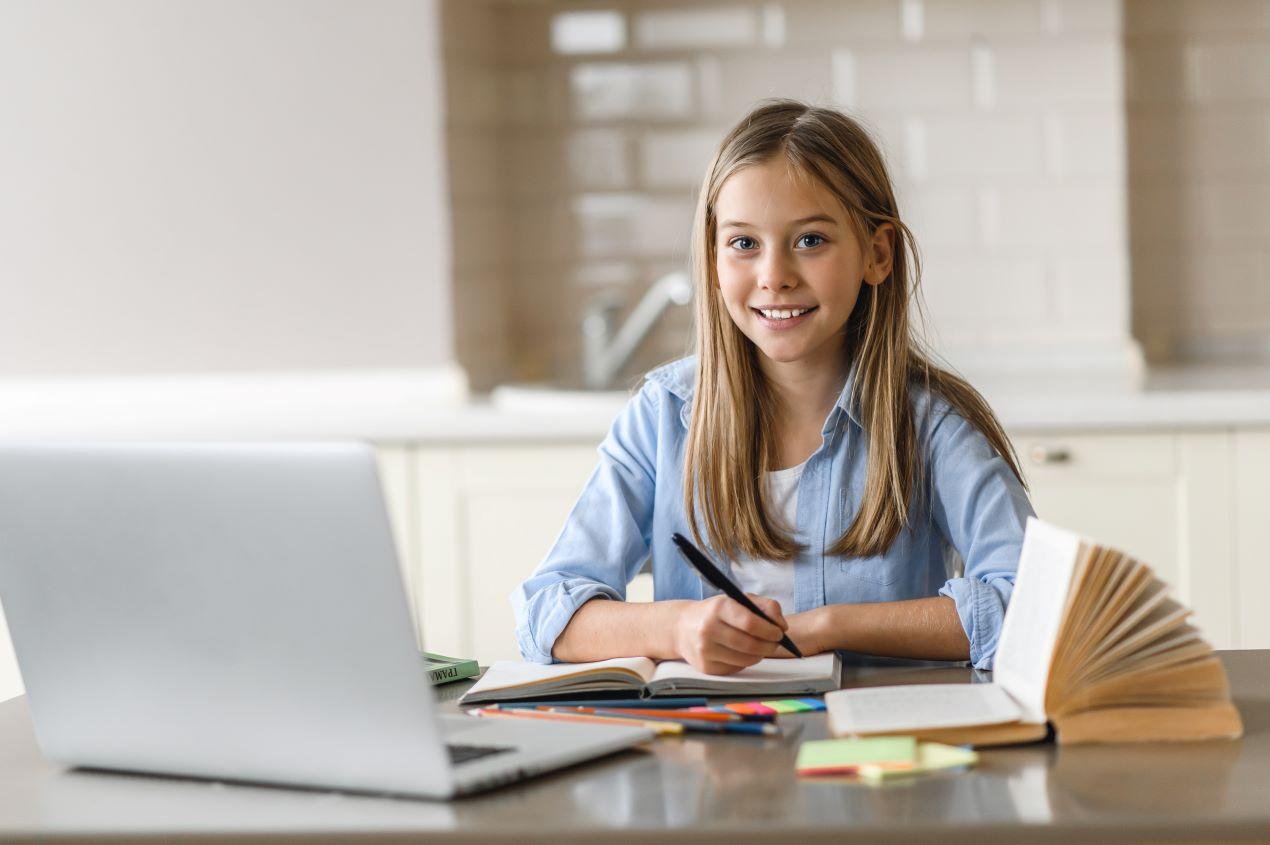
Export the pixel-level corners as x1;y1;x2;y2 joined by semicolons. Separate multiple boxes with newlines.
423;651;479;686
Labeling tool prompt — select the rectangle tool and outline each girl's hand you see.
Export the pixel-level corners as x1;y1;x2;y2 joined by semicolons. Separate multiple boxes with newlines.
672;594;789;675
774;607;828;657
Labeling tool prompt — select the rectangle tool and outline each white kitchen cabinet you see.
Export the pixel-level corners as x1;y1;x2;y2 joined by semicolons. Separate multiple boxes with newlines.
1235;429;1270;649
1012;431;1236;649
414;444;602;663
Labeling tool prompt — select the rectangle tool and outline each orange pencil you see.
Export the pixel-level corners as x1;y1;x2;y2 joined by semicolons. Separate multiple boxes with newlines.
543;706;744;723
472;707;683;736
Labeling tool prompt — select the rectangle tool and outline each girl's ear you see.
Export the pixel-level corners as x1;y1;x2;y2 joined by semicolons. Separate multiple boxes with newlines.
863;223;896;286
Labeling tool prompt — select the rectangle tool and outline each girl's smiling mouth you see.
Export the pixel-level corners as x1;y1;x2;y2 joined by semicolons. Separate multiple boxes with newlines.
752;305;817;329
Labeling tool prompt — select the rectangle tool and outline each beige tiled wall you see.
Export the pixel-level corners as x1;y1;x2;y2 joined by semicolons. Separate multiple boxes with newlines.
445;0;1146;391
1125;0;1270;361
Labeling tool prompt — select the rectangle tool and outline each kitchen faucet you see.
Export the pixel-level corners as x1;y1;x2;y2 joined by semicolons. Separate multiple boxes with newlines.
581;271;693;390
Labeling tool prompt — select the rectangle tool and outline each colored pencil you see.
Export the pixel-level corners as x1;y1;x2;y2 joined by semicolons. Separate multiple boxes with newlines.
546;708;781;736
472;707;683;736
544;706;748;723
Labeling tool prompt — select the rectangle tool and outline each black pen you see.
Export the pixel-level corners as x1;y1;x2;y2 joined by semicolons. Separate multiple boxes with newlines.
670;532;804;658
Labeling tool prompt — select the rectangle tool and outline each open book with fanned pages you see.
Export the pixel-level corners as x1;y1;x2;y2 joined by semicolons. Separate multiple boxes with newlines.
826;518;1243;746
459;653;840;705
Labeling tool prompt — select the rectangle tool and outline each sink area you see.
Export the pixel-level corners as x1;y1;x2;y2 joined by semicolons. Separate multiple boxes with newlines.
489;382;631;415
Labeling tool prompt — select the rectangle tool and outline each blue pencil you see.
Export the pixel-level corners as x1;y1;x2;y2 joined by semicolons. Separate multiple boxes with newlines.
575;709;781;736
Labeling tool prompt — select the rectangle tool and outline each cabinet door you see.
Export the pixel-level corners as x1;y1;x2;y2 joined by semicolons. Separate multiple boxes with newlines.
1235;429;1270;649
1012;431;1236;648
415;444;603;664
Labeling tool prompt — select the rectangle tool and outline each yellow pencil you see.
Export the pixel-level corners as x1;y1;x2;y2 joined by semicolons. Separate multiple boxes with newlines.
471;706;684;736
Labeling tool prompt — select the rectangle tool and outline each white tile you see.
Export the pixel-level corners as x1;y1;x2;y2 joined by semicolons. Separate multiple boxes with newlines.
994;41;1123;106
570;62;695;121
917;115;1045;181
640;129;719;189
551;10;626;55
853;46;975;110
919;252;1049;331
920;0;1046;40
571;193;696;258
634;6;759;50
568;128;631;190
1047;109;1125;176
783;0;903;45
571;261;641;288
1043;0;1122;35
902;187;978;248
993;183;1125;249
1052;253;1131;334
710;52;836;123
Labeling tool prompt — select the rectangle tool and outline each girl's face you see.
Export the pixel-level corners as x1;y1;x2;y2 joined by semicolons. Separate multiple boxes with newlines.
713;158;893;376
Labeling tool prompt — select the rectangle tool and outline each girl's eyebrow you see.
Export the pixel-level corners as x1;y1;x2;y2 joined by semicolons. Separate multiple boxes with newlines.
718;214;837;230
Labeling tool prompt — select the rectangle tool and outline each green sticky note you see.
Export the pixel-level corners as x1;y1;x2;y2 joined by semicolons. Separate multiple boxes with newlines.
796;737;918;775
859;742;979;783
764;700;808;714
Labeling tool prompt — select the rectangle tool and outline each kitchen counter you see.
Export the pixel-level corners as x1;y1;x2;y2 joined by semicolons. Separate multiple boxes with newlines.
0;650;1265;843
0;363;1268;442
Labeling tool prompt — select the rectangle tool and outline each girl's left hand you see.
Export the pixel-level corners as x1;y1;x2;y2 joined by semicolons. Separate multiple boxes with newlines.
777;607;828;657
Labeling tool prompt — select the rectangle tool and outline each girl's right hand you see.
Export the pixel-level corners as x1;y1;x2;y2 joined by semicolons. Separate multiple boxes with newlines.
672;594;789;675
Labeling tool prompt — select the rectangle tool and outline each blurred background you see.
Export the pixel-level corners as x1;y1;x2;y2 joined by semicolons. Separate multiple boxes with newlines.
1;0;1269;687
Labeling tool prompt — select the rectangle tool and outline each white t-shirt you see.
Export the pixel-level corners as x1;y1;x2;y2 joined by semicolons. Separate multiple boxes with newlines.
728;460;804;617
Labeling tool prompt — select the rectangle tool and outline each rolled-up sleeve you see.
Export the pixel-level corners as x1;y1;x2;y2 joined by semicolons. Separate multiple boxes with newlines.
510;383;662;663
929;411;1035;669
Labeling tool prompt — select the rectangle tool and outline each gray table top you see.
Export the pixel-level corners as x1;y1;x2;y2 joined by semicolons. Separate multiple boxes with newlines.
0;650;1267;844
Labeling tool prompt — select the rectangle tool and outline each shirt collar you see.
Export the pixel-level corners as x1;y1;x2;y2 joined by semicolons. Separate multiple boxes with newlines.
645;355;863;429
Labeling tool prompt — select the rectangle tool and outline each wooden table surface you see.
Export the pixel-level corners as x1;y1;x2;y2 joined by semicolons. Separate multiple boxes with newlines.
0;650;1266;844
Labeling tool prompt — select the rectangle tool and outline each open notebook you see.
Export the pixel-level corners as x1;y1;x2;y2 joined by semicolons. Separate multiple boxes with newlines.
459;653;841;705
826;518;1243;746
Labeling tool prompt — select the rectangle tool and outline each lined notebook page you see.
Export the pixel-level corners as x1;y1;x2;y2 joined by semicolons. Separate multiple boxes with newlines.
826;683;1023;734
993;518;1084;724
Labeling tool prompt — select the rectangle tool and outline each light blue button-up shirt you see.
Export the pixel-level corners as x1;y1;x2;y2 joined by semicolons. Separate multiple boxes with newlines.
511;356;1034;670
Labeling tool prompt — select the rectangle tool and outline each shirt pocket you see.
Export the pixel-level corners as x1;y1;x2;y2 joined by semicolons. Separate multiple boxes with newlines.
834;488;910;586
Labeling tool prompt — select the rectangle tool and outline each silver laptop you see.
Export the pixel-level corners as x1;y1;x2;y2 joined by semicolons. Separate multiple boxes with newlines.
0;442;651;798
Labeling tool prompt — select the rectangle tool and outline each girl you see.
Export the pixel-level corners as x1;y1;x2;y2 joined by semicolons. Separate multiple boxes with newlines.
512;100;1033;674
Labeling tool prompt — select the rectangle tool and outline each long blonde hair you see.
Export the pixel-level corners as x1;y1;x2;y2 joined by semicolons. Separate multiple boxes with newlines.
684;100;1025;561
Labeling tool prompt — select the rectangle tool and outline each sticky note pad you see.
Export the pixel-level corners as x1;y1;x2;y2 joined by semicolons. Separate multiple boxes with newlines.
858;742;979;783
796;736;918;776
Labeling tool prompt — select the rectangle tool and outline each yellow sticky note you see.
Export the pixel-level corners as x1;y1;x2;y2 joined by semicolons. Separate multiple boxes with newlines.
858;742;978;782
796;736;918;776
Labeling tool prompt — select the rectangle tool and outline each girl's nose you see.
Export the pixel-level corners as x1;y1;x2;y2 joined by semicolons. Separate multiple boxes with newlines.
757;251;796;290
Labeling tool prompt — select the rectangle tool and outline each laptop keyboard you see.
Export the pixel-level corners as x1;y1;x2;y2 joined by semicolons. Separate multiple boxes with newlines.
446;743;516;766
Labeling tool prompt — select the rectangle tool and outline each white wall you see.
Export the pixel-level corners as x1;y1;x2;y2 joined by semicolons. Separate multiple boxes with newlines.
0;0;452;376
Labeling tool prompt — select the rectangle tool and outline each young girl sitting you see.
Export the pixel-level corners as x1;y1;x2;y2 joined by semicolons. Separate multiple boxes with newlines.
513;100;1034;674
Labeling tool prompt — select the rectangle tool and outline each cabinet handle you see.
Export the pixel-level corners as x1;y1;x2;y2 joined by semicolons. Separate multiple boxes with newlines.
1029;444;1072;465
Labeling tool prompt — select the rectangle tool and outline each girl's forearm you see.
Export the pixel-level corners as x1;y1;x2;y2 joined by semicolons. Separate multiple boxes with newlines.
804;596;970;661
550;598;689;663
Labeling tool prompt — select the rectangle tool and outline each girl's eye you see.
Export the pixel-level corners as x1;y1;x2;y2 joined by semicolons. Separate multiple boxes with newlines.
729;236;757;251
797;233;825;249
